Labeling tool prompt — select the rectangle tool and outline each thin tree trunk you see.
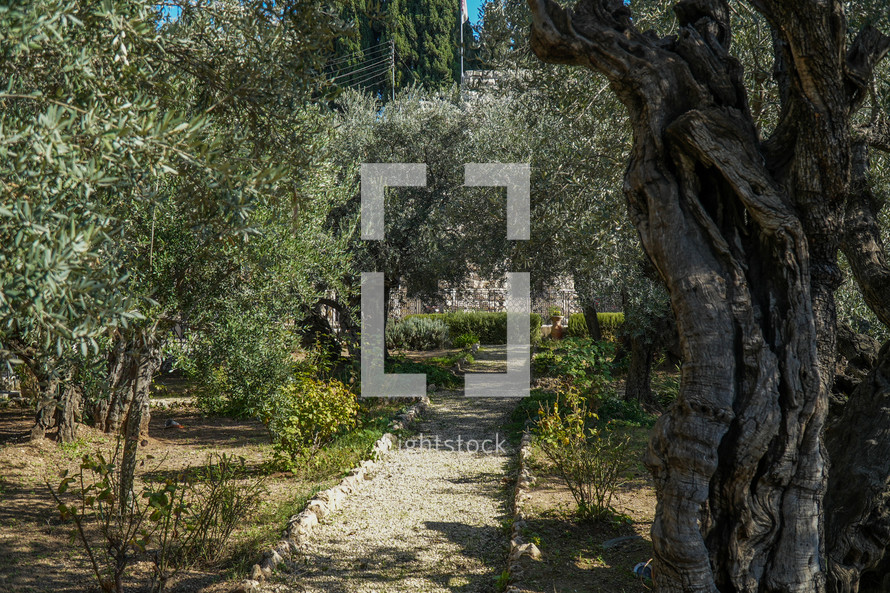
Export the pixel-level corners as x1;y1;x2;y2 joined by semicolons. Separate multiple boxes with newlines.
30;372;60;441
383;280;393;360
57;384;82;443
582;301;602;341
624;335;654;404
573;270;603;341
118;335;159;506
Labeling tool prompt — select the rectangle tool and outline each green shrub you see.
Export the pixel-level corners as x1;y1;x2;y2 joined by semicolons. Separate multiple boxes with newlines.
534;388;632;521
530;313;543;346
596;392;656;427
567;313;589;338
532;338;614;394
453;332;480;348
265;377;360;468
384;357;461;389
408;312;542;346
177;307;300;418
597;312;625;342
386;316;449;350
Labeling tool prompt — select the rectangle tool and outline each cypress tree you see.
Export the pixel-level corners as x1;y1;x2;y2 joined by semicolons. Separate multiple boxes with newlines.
331;0;480;96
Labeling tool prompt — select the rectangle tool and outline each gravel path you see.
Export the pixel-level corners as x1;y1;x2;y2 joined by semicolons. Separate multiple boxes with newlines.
268;347;517;593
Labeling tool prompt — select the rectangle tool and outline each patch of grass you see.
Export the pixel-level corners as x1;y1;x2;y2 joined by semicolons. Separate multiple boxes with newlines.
596;393;657;428
505;389;560;443
58;437;90;459
495;569;510;591
521;527;543;548
427;350;475;367
225;481;330;576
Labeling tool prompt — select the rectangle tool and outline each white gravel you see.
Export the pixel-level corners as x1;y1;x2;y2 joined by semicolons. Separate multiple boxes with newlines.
267;348;517;593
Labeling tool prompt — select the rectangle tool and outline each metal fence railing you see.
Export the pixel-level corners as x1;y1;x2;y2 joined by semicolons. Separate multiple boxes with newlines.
387;286;622;321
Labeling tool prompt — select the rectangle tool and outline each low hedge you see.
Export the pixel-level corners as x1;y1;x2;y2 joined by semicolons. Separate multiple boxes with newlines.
561;312;625;341
386;316;449;350
597;312;625;341
407;312;542;346
567;313;588;338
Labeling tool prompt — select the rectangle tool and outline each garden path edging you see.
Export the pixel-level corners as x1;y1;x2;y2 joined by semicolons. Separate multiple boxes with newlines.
230;395;431;593
504;422;542;593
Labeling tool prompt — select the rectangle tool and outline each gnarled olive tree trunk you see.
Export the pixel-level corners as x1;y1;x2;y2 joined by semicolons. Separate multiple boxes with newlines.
92;333;161;437
90;330;162;503
824;141;890;593
29;367;82;443
527;1;889;591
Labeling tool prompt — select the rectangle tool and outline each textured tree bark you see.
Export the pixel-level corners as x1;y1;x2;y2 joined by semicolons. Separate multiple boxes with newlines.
30;373;61;441
27;362;82;443
624;335;654;404
56;384;82;443
93;333;161;438
581;299;602;341
832;321;879;398
825;341;890;593
526;1;889;591
118;335;160;507
826;141;890;593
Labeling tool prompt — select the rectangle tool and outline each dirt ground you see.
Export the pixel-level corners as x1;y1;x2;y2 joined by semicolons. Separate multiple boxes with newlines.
0;354;662;593
0;403;313;593
513;427;657;593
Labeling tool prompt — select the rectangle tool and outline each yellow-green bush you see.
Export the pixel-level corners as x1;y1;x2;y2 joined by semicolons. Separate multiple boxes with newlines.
534;388;631;521
265;376;359;468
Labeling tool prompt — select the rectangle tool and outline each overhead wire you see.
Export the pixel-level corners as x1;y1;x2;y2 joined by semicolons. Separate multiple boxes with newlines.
325;40;393;68
326;46;392;74
326;39;391;62
325;48;392;79
325;39;396;94
345;67;390;88
331;56;392;81
345;69;389;90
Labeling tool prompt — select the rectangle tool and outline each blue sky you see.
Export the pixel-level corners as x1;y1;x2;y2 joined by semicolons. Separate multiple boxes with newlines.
467;0;485;25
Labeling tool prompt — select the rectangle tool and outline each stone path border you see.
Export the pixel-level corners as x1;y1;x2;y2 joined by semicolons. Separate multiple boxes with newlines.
231;395;431;593
504;422;541;593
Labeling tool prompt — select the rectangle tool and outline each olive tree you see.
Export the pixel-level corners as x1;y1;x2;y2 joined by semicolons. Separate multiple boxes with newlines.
2;0;343;505
526;0;890;591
